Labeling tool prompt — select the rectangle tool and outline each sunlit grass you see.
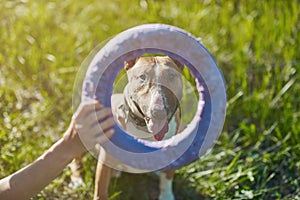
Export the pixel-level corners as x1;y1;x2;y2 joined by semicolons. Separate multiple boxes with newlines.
0;0;299;199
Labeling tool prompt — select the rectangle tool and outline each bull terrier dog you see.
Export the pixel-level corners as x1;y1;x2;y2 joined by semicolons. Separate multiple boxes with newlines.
93;56;184;200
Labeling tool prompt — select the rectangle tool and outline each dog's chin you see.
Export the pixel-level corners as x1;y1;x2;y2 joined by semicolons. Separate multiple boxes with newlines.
146;118;169;141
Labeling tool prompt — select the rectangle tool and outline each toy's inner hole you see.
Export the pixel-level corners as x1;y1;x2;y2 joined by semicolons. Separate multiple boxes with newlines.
111;54;199;142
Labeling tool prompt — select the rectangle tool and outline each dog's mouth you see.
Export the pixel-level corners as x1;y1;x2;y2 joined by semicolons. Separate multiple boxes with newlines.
133;101;169;141
144;116;169;141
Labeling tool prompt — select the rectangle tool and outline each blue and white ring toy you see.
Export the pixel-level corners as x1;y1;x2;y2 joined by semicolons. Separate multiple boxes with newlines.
81;24;226;172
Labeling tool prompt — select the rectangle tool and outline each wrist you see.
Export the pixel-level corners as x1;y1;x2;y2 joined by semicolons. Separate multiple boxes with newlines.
63;127;87;158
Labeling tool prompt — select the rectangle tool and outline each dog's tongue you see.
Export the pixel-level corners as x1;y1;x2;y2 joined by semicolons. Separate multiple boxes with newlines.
147;119;169;141
154;122;169;141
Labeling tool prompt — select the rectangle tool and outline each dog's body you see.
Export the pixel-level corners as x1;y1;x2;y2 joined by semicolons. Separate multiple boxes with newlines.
95;56;184;200
72;56;184;200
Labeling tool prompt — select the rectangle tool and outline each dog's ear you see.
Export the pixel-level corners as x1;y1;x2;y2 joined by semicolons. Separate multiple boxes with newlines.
171;58;184;71
124;57;140;70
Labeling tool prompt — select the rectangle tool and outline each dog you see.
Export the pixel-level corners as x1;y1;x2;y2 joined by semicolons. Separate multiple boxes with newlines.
93;56;184;200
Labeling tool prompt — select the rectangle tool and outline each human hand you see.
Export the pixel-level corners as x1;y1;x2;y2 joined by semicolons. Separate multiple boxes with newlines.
64;100;115;156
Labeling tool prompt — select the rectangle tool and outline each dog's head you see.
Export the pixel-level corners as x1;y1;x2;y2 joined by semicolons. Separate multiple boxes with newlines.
123;56;184;141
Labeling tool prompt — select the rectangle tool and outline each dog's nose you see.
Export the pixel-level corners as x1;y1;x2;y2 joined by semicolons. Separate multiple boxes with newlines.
151;107;167;119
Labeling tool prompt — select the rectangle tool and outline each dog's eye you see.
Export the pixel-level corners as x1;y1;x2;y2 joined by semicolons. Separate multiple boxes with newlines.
138;74;147;81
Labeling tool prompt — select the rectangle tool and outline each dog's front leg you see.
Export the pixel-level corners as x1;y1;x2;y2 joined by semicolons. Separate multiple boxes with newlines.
159;170;175;200
94;153;112;200
69;156;85;189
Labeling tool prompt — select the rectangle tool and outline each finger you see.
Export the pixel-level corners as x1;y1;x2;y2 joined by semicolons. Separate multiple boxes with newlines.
81;107;112;126
104;128;115;139
87;117;114;136
93;101;103;111
82;100;102;112
95;108;113;121
95;129;115;144
98;117;115;131
72;103;91;119
73;100;103;119
88;116;114;134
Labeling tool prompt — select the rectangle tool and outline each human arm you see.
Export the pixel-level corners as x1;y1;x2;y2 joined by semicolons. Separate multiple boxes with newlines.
0;101;114;199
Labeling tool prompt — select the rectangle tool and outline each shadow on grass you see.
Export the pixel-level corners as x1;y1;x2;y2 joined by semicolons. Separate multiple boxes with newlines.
109;172;206;200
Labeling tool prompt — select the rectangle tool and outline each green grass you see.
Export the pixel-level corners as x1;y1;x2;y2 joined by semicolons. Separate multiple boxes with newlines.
0;0;299;199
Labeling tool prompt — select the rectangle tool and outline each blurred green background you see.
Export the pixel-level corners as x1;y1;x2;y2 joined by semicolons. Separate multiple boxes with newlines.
0;0;299;199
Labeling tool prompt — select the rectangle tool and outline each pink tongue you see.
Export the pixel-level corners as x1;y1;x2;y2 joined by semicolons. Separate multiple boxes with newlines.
153;121;168;141
147;118;169;141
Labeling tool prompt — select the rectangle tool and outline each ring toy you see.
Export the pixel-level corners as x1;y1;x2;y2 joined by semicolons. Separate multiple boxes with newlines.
82;24;226;172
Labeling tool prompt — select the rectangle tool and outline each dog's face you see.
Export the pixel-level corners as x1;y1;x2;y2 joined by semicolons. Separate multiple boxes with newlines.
124;56;183;141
